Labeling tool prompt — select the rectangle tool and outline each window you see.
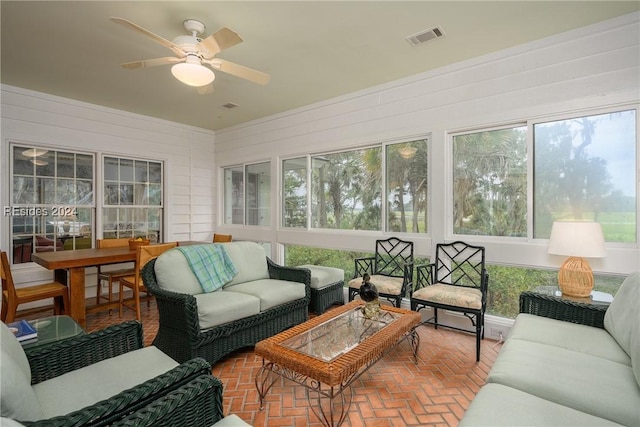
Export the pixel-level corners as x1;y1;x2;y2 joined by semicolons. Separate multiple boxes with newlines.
452;126;527;237
103;156;163;242
282;157;307;228
311;147;382;230
386;139;429;233
533;110;637;242
223;162;271;226
10;145;94;263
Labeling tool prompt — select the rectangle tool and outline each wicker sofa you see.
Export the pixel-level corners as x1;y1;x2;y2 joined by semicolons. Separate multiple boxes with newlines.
461;272;640;426
0;320;224;427
143;241;311;364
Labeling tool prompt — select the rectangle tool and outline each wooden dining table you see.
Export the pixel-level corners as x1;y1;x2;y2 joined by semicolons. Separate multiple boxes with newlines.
31;241;206;327
32;247;137;328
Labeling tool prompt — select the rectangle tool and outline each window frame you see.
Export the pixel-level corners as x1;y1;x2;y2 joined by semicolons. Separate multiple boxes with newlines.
8;143;96;263
222;161;272;227
445;105;638;246
101;154;164;242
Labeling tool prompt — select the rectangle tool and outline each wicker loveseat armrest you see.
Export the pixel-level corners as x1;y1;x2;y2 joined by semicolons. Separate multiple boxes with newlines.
21;358;215;427
267;258;311;299
110;374;224;427
519;291;607;329
25;321;144;384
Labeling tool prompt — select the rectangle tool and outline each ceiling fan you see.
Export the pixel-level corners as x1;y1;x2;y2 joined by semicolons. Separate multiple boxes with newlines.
110;17;270;92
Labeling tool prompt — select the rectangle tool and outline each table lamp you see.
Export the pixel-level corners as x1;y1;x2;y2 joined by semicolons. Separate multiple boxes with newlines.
547;221;606;297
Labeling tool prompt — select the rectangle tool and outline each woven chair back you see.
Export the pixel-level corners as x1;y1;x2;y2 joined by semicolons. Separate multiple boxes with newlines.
374;237;414;278
137;242;178;275
434;241;485;289
213;233;233;243
97;237;130;249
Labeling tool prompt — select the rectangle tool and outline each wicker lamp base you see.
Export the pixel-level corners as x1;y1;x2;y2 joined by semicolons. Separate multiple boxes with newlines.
558;256;594;297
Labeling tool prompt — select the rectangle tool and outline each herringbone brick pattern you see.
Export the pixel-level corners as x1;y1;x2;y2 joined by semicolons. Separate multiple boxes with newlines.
27;298;502;427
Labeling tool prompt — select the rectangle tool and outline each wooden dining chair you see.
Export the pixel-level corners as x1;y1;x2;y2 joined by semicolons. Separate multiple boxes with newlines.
213;233;233;243
1;251;70;322
119;242;178;321
96;238;136;310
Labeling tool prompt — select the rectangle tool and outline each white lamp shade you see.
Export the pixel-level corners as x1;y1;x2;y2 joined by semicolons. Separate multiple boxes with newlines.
171;62;215;87
548;221;606;258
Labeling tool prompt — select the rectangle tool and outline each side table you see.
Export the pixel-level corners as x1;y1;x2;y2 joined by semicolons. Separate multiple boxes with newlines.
519;287;613;329
22;315;85;349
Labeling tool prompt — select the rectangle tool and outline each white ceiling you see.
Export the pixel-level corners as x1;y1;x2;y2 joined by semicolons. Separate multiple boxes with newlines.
2;1;638;131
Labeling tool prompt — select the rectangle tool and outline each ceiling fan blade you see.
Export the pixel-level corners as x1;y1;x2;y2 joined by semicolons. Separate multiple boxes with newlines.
205;58;270;85
197;84;214;95
120;57;185;70
198;27;243;56
110;17;185;57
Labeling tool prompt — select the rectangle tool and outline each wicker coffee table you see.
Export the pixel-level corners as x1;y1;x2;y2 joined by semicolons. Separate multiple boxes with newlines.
254;300;421;427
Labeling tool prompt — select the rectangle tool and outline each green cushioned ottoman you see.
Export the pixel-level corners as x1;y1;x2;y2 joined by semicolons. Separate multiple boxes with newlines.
298;265;344;314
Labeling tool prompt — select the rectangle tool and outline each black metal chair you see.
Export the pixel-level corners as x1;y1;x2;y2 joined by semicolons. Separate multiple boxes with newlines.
410;241;488;362
347;237;414;307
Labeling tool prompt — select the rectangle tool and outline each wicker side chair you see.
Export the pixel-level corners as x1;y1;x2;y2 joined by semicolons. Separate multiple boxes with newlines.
1;251;69;322
119;242;178;321
96;238;136;311
347;237;414;307
410;241;488;362
3;321;224;426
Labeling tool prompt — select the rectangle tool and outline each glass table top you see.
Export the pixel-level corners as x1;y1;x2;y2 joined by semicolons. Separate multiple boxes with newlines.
280;306;401;362
22;315;85;349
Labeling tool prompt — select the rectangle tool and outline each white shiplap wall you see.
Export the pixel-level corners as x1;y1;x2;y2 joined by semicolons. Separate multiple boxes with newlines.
214;12;640;275
0;85;216;293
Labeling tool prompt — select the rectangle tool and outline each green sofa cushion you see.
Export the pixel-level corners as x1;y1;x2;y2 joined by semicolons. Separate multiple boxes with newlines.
604;272;640;386
222;242;270;287
604;272;638;356
0;322;44;421
154;248;206;295
487;338;640;426
194;290;261;329
32;346;178;418
460;383;624;426
298;265;344;289
223;279;307;311
509;313;631;365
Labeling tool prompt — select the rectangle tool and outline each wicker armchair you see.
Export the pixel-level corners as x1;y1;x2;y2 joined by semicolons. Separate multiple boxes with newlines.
3;321;224;427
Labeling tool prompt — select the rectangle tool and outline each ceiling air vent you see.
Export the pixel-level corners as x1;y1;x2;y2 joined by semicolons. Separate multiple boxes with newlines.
405;26;445;47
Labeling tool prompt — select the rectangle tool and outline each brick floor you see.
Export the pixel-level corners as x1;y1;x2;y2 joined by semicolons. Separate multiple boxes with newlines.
27;299;502;427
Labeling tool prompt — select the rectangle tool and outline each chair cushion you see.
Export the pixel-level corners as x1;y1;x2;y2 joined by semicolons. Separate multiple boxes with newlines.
194;290;261;329
223;279;307;311
509;313;631;365
298;265;344;289
348;275;403;296
222;242;270;287
212;414;252;426
412;283;482;309
604;272;640;385
0;323;44;421
32;346;178;419
487;338;640;427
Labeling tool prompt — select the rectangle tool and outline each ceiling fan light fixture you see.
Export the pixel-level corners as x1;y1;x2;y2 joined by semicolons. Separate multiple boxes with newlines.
398;146;417;159
171;62;215;87
22;148;48;157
